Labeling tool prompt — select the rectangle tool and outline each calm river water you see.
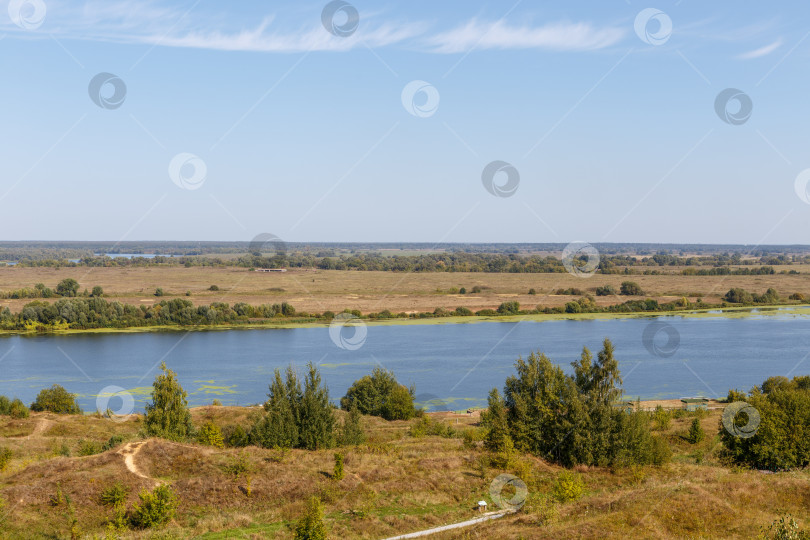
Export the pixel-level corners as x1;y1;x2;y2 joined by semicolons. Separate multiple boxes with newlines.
1;313;808;412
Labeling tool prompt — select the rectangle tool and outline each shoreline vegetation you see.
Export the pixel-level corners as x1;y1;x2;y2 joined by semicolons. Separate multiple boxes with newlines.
0;281;808;336
2;341;809;538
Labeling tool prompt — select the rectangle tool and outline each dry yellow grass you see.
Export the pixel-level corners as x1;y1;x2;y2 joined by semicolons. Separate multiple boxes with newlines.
0;406;808;538
1;265;808;315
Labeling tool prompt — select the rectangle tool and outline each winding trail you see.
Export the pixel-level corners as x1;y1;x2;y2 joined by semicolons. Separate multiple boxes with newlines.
381;510;515;539
117;441;154;482
30;417;53;437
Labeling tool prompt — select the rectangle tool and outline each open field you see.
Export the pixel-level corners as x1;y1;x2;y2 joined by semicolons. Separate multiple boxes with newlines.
2;265;809;315
1;405;808;538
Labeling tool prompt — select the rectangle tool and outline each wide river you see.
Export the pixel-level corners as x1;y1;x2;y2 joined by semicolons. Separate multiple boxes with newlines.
1;312;809;412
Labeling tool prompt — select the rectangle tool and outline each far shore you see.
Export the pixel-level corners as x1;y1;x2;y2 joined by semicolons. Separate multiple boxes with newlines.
1;304;807;338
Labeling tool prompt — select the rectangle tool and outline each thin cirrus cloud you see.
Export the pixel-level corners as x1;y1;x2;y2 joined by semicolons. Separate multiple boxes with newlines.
737;39;783;59
424;19;627;53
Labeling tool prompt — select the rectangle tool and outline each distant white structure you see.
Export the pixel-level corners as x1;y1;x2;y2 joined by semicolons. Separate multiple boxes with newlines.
477;501;487;512
255;268;286;272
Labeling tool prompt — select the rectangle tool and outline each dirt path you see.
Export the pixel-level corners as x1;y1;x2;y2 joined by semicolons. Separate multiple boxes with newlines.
117;441;156;482
29;417;53;437
381;510;514;539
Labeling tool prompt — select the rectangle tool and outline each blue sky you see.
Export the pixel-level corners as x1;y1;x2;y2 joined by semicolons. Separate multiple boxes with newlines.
2;0;810;244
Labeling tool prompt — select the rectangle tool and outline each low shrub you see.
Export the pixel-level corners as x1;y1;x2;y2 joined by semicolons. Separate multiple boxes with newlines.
552;471;584;503
129;485;177;529
99;483;128;507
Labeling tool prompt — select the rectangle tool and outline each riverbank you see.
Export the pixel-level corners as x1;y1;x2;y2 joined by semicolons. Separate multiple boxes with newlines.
1;304;808;337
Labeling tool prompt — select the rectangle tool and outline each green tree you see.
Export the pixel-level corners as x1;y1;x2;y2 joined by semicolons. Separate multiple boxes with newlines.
497;301;520;315
144;363;193;440
340;368;415;421
339;402;365;446
30;385;82;414
298;363;336;450
90;286;104;297
620;281;643;296
197;421;224;448
482;388;514;457
333;452;344;480
295;496;327;540
56;278;80;297
688;418;705;444
251;363;335;450
724;288;753;304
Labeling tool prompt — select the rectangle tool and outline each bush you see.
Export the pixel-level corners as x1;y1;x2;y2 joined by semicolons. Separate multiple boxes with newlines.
0;447;12;471
338;403;365;446
340;368;415;421
30;385;82;414
208;285;219;291
528;288;536;295
295;496;327;540
333;453;344;481
497;301;520;315
687;418;705;444
154;288;165;297
789;293;805;301
459;287;467;294
197;421;225;448
652;406;671;431
620;281;644;296
0;396;26;418
129;485;177;529
223;425;250;448
78;439;101;456
761;514;809;539
724;288;753;304
552;471;584;503
102;435;125;451
595;285;617;296
91;286;104;297
56;278;80;297
99;483;128;507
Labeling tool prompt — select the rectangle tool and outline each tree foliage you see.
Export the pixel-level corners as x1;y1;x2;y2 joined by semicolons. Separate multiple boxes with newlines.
144;363;193;440
340;368;415;421
250;363;335;450
493;339;669;467
721;376;810;470
30;384;82;414
294;496;327;540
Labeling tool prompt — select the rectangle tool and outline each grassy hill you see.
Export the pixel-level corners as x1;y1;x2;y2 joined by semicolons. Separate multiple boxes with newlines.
0;406;808;538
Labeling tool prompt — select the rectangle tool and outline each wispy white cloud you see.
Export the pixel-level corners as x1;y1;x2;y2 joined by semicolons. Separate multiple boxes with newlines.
737;39;782;59
0;2;623;54
425;19;626;53
150;19;425;52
